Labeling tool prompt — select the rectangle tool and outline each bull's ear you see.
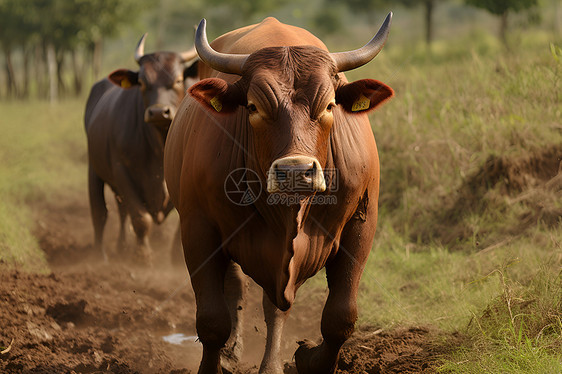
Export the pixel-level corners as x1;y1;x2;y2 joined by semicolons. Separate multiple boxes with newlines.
108;69;139;89
188;78;245;114
336;79;393;114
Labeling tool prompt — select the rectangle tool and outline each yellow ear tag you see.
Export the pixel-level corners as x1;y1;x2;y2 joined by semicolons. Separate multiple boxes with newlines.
210;96;222;112
120;78;132;89
351;94;370;112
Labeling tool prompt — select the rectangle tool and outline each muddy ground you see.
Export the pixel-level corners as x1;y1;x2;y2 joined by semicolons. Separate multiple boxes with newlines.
0;193;457;373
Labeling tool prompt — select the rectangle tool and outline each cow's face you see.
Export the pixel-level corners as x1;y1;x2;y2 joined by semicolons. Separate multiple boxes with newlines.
241;47;338;193
108;34;199;128
190;46;393;194
109;53;198;127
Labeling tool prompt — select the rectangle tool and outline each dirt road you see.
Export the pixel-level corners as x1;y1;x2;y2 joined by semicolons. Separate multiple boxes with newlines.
0;195;452;373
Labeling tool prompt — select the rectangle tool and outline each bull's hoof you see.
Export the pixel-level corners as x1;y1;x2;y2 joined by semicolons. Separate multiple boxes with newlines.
219;348;239;374
258;362;284;374
294;340;337;374
128;245;153;267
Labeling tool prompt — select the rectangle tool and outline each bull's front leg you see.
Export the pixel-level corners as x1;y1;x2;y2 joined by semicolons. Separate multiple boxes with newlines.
182;217;232;374
295;198;377;374
114;193;129;251
259;291;290;374
88;165;108;261
113;165;153;265
221;262;249;371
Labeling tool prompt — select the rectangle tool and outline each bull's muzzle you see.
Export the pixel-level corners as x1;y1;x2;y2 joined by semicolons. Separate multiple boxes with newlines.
267;156;326;193
145;104;174;123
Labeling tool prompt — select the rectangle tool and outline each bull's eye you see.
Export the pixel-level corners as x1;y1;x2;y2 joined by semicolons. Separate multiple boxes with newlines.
247;103;257;114
175;78;183;86
326;102;336;112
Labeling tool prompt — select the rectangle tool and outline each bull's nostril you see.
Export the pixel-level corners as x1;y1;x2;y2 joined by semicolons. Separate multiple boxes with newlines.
305;163;316;179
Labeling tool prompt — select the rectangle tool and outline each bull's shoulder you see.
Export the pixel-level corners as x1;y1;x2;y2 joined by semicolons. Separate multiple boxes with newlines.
84;79;116;127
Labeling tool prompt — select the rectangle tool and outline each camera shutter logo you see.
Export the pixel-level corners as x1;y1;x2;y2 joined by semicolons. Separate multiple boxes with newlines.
224;168;262;206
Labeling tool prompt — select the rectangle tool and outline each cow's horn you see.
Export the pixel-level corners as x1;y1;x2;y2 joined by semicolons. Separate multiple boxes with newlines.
194;19;248;75
330;12;392;72
135;33;147;64
180;46;198;63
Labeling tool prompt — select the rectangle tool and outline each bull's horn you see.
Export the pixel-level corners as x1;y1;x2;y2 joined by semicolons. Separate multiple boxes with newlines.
180;46;198;63
135;33;147;64
194;19;249;75
330;12;392;72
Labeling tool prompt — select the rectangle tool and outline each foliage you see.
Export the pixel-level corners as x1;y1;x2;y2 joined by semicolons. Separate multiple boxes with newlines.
0;0;146;99
465;0;538;16
464;0;540;46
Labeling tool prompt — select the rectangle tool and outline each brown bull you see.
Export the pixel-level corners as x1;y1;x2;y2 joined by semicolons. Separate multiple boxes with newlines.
164;13;394;373
85;34;199;263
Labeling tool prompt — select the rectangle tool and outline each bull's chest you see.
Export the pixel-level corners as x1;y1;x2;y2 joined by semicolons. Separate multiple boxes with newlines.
221;205;344;300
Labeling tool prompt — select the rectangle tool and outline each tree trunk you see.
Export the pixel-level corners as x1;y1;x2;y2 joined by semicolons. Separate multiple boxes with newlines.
22;47;31;99
4;47;18;98
46;42;58;103
499;10;509;48
35;43;47;99
56;49;66;97
71;49;83;95
424;0;434;47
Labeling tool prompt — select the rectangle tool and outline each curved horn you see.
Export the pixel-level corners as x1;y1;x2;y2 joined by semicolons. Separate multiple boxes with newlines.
135;33;147;64
180;45;198;63
195;19;249;75
330;12;392;72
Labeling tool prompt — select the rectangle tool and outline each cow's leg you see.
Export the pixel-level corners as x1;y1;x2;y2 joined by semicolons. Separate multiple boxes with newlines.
221;262;249;370
259;291;290;374
113;167;153;265
295;202;377;374
88;165;108;261
183;218;231;374
129;210;153;264
114;194;128;251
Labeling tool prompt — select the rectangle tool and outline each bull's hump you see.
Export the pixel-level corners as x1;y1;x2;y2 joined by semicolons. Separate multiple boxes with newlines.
259;16;282;26
214;18;327;54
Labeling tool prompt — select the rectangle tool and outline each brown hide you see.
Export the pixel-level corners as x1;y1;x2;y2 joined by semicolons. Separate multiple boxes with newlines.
165;17;391;309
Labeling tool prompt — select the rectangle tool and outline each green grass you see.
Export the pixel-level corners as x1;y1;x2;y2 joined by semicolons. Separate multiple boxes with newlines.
438;262;562;373
347;27;562;373
0;98;88;272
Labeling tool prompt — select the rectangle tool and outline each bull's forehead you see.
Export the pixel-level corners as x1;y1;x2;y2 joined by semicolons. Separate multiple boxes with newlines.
245;46;336;82
244;46;338;113
139;52;183;85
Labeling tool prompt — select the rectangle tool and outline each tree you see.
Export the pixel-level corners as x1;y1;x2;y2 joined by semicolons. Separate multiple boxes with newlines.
398;0;436;47
0;0;145;100
0;0;37;98
465;0;539;47
324;0;438;46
